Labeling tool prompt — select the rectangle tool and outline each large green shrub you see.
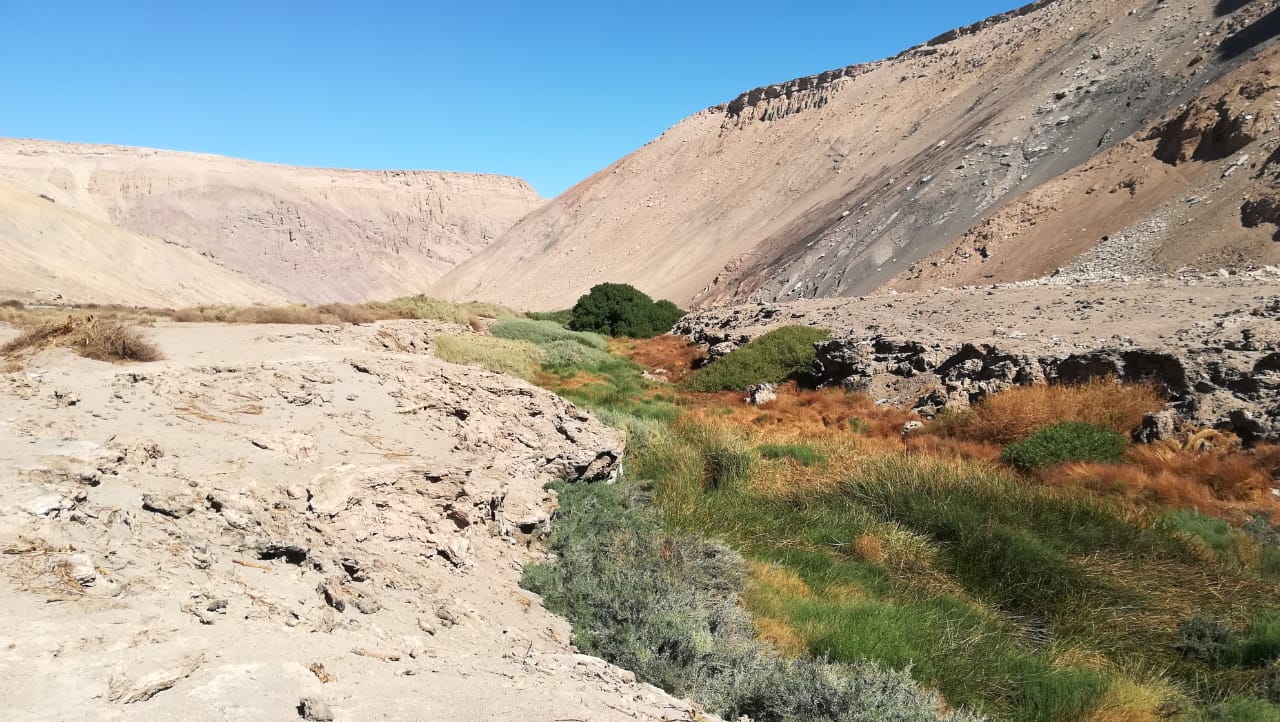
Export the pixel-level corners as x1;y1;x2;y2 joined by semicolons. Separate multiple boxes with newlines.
681;326;830;392
567;283;684;338
999;422;1127;469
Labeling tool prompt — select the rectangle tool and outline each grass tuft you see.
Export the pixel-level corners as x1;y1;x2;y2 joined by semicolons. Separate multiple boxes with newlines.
939;379;1164;445
759;443;828;467
490;318;607;350
433;335;543;379
1001;422;1128;469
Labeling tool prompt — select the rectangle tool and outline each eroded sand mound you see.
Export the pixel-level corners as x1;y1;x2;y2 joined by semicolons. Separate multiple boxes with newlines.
0;321;709;721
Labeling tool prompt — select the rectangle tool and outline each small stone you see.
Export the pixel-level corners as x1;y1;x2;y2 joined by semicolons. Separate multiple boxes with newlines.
141;493;195;519
316;579;347;613
297;697;334;721
435;604;459;628
52;389;79;407
747;383;777;405
66;553;97;587
22;494;70;517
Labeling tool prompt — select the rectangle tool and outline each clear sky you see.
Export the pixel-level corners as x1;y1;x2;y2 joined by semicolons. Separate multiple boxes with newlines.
1;1;1020;197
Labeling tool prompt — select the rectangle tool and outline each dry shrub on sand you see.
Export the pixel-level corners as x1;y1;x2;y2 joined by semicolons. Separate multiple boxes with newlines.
2;317;162;363
943;379;1164;444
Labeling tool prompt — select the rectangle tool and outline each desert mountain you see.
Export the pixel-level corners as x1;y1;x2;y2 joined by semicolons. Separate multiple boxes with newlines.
0;178;288;307
433;0;1280;310
0;139;542;304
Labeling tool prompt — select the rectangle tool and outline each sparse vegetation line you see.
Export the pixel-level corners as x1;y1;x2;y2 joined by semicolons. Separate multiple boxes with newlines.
509;314;1280;721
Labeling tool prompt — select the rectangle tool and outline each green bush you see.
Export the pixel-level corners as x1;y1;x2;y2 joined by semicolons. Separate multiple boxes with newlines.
490;318;608;350
681;326;831;392
1000;422;1127;469
759;443;828;467
433;335;543;379
522;480;980;722
567;283;685;338
1177;615;1233;664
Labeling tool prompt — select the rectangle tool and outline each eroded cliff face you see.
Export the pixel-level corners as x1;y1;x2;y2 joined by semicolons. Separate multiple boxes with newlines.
0;139;543;304
433;0;1280;311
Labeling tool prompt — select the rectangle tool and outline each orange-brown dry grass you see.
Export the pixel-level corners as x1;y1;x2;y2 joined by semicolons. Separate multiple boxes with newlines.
612;335;707;383
902;435;1004;464
1;317;162;363
172;305;353;324
1042;434;1280;519
941;379;1164;444
853;534;885;563
1128;441;1271;502
752;616;810;657
743;562;812;656
685;384;915;440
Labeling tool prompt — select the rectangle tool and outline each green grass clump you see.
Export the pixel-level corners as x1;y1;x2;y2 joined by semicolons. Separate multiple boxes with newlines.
1000;422;1128;469
526;309;573;326
433;335;543;379
1235;611;1280;667
522;479;981;722
539;339;614;370
1198;696;1280;721
380;295;518;323
490;318;608;350
759;443;828;467
681;326;831;392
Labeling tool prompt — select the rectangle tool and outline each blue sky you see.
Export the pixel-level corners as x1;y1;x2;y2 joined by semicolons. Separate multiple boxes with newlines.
1;1;1019;197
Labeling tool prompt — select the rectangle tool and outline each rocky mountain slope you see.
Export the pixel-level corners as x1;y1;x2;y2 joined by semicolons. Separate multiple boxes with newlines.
433;0;1280;310
0;139;542;305
0;320;713;721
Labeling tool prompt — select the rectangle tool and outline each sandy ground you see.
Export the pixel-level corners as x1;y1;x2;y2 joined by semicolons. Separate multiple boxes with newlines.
0;321;710;722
